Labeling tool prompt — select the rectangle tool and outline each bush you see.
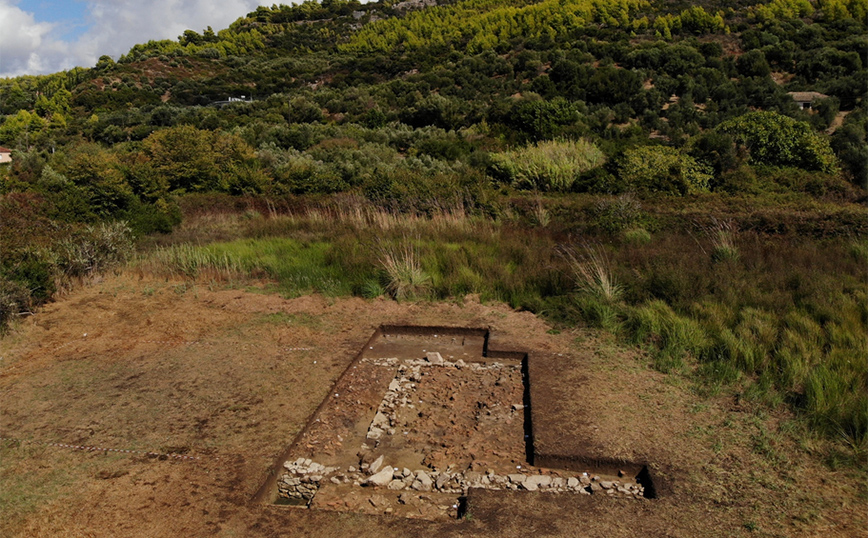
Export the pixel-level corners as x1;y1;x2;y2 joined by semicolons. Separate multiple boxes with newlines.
616;146;712;195
591;193;645;234
718;111;839;173
0;277;32;333
489;139;605;191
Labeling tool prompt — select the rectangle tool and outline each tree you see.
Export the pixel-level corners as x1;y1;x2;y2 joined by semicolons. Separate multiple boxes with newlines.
718;111;838;173
504;98;581;141
831;107;867;187
142;126;257;193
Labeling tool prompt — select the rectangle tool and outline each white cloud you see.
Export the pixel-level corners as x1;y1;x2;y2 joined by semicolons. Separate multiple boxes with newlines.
0;1;65;77
1;0;267;77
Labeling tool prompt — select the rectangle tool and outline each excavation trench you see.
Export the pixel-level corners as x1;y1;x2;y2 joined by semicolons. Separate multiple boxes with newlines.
256;325;656;519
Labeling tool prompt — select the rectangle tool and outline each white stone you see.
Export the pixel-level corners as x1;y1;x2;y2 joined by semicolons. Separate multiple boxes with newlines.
525;475;552;489
369;455;385;474
365;466;394;487
426;352;444;365
412;470;433;491
372;412;389;429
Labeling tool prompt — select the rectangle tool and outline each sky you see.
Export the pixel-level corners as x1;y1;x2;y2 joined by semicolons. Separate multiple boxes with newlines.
0;0;273;78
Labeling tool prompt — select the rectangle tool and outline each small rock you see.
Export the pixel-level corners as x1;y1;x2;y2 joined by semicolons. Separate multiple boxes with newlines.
412;470;433;491
600;481;614;490
369;455;385;474
521;481;538;491
567;477;580;488
372;412;389;429
508;474;525;484
426;352;444;365
365;466;394;487
388;480;406;490
398;492;412;505
525;475;551;489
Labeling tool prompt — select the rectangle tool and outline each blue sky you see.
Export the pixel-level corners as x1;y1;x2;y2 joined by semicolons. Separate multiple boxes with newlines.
0;0;273;77
21;0;90;41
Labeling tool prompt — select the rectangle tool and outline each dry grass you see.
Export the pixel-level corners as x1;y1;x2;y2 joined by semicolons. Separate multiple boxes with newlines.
709;219;739;262
378;240;432;300
562;243;622;302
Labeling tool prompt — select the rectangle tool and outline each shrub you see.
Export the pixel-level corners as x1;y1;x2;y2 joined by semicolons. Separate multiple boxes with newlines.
0;277;32;332
57;221;134;281
616;146;712;195
592;193;645;233
623;227;652;244
489;139;605;191
718;111;839;173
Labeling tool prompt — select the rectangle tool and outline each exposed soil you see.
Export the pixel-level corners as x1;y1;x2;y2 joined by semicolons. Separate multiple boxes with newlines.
1;275;865;537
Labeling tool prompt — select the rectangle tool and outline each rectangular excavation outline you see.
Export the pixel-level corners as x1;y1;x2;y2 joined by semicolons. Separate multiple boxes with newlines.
255;325;657;518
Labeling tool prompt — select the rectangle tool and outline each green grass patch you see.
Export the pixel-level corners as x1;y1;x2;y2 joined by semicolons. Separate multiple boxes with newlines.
136;203;868;460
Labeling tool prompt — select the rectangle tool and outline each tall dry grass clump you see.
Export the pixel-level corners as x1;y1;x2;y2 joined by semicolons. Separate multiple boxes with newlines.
563;243;622;302
378;241;431;300
561;243;623;332
709;219;739;262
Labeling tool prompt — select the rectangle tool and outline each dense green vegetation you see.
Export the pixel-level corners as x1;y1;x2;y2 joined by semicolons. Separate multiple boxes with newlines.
1;0;866;462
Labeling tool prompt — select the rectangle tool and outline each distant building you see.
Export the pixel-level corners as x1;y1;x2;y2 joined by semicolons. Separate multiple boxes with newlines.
210;95;254;107
788;91;829;110
0;147;12;164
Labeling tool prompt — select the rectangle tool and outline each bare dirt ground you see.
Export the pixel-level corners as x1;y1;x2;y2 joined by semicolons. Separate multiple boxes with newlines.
1;274;865;537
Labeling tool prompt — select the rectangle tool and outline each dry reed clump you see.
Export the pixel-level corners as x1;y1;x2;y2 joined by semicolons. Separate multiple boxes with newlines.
562;243;622;303
243;198;486;238
377;241;431;301
709;219;739;262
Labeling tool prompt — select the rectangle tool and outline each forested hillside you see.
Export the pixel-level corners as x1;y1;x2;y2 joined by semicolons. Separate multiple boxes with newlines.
1;0;866;464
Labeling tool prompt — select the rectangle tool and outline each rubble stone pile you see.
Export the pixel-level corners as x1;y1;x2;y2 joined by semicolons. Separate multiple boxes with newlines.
279;456;645;502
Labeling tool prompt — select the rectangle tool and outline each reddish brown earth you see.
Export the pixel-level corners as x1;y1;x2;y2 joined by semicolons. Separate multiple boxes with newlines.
1;274;865;537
